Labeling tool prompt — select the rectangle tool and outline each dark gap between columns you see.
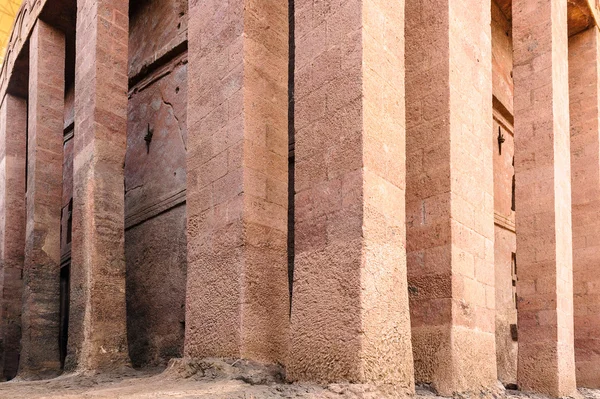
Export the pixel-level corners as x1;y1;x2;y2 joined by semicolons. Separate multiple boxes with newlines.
287;0;295;315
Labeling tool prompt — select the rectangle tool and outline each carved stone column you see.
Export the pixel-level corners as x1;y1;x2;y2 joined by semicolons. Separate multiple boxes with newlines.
19;20;64;379
68;0;131;371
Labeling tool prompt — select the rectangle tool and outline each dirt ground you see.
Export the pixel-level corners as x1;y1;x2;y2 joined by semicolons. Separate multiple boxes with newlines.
0;359;597;399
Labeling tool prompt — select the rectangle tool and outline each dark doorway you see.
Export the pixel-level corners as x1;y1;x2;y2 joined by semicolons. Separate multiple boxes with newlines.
59;261;70;369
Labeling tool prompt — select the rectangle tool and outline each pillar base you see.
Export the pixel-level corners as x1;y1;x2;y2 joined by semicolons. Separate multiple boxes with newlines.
14;368;61;382
576;358;600;389
518;343;578;398
164;357;284;383
412;325;497;396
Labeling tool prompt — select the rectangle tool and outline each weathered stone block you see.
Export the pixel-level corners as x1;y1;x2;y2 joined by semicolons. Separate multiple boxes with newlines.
184;0;289;365
513;0;577;396
405;0;497;394
19;20;65;380
0;94;27;381
67;0;131;371
570;26;600;389
288;0;415;394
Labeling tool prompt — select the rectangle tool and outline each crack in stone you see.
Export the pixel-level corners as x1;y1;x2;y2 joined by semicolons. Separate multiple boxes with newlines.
126;183;144;194
160;89;187;151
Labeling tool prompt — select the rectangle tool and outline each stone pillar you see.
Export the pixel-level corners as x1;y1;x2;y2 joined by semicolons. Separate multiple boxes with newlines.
67;0;130;371
184;0;289;363
19;20;65;379
18;20;65;379
0;94;27;380
513;0;577;396
405;0;496;394
569;27;600;388
288;0;414;393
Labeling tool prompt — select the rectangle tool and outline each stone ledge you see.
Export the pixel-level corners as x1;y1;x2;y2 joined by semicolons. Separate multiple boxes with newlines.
125;188;186;230
495;211;516;233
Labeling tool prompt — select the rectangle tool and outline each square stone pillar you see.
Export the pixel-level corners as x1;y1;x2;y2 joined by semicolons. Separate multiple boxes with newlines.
0;94;27;380
569;27;600;388
405;0;496;394
288;0;414;393
184;0;289;363
67;0;130;371
513;0;577;396
19;20;65;379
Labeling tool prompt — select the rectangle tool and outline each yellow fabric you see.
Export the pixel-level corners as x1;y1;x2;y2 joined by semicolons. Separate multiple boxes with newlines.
0;0;21;66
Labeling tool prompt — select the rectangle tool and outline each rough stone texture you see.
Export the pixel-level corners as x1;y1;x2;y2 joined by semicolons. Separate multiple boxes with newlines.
61;85;74;261
405;0;497;394
125;60;187;225
492;0;514;116
128;0;187;79
494;227;517;386
288;0;414;393
184;0;289;364
491;4;517;384
566;0;597;37
59;130;73;369
493;117;517;386
513;0;577;396
0;94;27;381
125;57;188;368
0;0;599;392
67;0;131;371
569;27;600;389
493;118;516;218
64;85;75;130
20;20;65;380
8;364;600;399
60;137;73;260
125;0;188;368
495;0;597;37
125;206;186;368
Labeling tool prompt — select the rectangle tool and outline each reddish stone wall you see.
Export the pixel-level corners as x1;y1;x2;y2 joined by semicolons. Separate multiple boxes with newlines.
0;95;27;380
68;0;130;371
492;1;514;116
513;0;577;395
493;116;517;386
125;56;188;367
1;0;600;390
494;226;517;384
60;86;74;262
491;1;517;386
125;207;186;367
21;20;65;378
184;0;289;365
124;0;188;368
125;61;187;222
289;0;414;391
569;27;600;388
128;0;187;78
406;0;496;393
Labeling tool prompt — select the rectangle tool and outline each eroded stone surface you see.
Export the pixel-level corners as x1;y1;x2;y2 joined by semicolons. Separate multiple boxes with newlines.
125;206;187;367
126;60;187;221
1;365;600;399
124;1;189;369
288;0;414;392
569;27;600;389
0;0;599;394
128;0;187;78
513;0;577;396
0;95;27;381
184;0;289;365
406;0;497;394
20;20;65;380
68;0;130;372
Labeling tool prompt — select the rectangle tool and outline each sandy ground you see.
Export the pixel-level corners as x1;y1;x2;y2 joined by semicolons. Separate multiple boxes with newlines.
0;360;597;399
